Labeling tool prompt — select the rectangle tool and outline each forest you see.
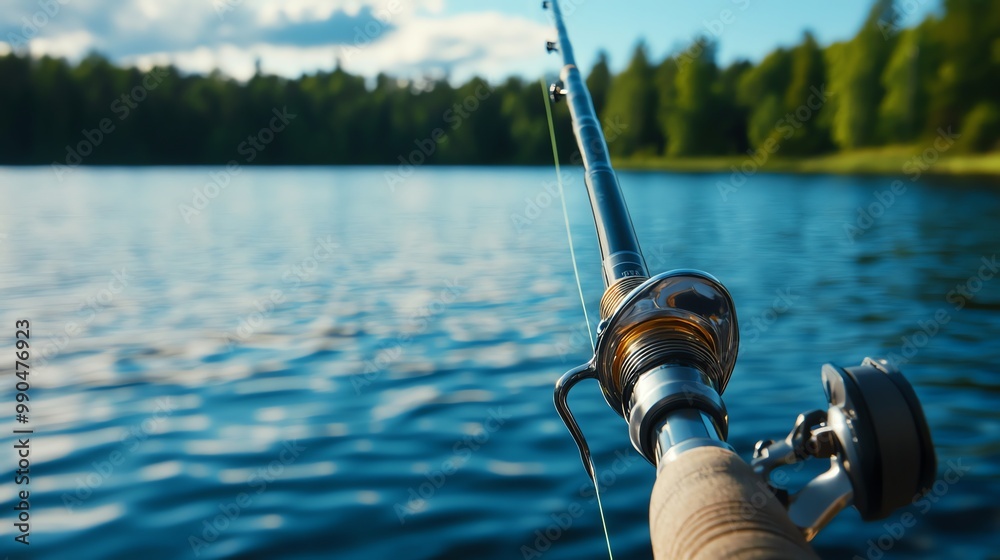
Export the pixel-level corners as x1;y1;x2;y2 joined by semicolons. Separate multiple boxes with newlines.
0;0;997;167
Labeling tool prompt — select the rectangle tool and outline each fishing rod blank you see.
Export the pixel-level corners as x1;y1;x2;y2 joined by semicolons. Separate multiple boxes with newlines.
544;0;648;314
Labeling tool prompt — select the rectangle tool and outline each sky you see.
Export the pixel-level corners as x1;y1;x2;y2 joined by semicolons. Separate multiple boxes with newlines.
0;0;942;83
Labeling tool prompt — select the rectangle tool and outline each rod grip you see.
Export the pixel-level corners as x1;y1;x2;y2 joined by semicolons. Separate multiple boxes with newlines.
649;446;819;560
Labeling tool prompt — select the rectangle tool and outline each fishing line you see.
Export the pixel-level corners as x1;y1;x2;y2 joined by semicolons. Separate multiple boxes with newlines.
540;78;612;560
540;78;595;352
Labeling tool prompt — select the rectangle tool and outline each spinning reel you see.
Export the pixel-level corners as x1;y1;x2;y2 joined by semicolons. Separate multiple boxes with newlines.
554;270;936;539
752;358;937;538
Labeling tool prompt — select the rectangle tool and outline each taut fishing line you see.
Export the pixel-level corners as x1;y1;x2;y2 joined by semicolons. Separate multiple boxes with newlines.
540;78;612;560
540;78;595;352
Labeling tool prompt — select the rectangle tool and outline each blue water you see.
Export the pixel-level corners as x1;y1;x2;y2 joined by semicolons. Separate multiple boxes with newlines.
0;166;998;559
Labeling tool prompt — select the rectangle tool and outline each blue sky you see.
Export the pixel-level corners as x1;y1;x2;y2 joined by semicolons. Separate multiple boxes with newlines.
0;0;941;83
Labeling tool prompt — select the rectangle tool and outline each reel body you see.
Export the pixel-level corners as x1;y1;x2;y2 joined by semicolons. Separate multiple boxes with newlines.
554;270;739;476
553;269;937;540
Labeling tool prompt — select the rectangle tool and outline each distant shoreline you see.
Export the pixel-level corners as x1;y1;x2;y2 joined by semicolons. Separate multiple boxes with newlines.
2;148;999;179
616;147;1000;178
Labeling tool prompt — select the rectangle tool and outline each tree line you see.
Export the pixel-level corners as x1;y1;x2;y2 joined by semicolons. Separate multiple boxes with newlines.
0;0;997;167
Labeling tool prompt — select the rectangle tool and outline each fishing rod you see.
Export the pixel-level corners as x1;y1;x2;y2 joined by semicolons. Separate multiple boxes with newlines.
541;2;937;558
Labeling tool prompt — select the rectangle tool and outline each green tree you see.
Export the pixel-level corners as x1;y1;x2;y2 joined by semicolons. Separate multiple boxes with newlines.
783;32;832;154
958;102;1000;153
601;42;661;157
586;51;612;120
738;48;792;150
2;0;998;167
653;56;678;154
877;26;926;143
924;0;1000;144
665;39;722;156
829;0;896;149
714;60;752;154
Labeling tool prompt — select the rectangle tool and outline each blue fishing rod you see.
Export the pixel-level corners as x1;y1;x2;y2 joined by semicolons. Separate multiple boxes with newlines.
541;2;936;558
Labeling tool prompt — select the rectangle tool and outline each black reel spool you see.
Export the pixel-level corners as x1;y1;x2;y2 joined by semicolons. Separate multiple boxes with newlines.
823;358;937;520
753;357;937;538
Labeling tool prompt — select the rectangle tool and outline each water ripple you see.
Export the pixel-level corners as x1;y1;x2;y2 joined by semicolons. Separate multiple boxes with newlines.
1;168;997;559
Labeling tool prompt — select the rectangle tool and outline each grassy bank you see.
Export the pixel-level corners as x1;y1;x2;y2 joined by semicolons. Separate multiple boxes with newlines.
616;146;1000;177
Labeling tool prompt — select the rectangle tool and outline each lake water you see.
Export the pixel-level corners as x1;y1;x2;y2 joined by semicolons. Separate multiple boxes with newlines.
0;166;998;559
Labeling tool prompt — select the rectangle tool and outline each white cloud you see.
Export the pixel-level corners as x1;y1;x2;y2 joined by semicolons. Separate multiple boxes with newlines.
127;43;341;82
419;0;446;15
7;0;552;84
340;12;549;81
250;0;446;26
124;10;549;84
132;0;167;22
254;0;350;26
29;30;96;60
108;0;218;46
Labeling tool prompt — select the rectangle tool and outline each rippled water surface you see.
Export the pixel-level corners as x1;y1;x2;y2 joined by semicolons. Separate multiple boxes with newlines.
1;167;998;559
